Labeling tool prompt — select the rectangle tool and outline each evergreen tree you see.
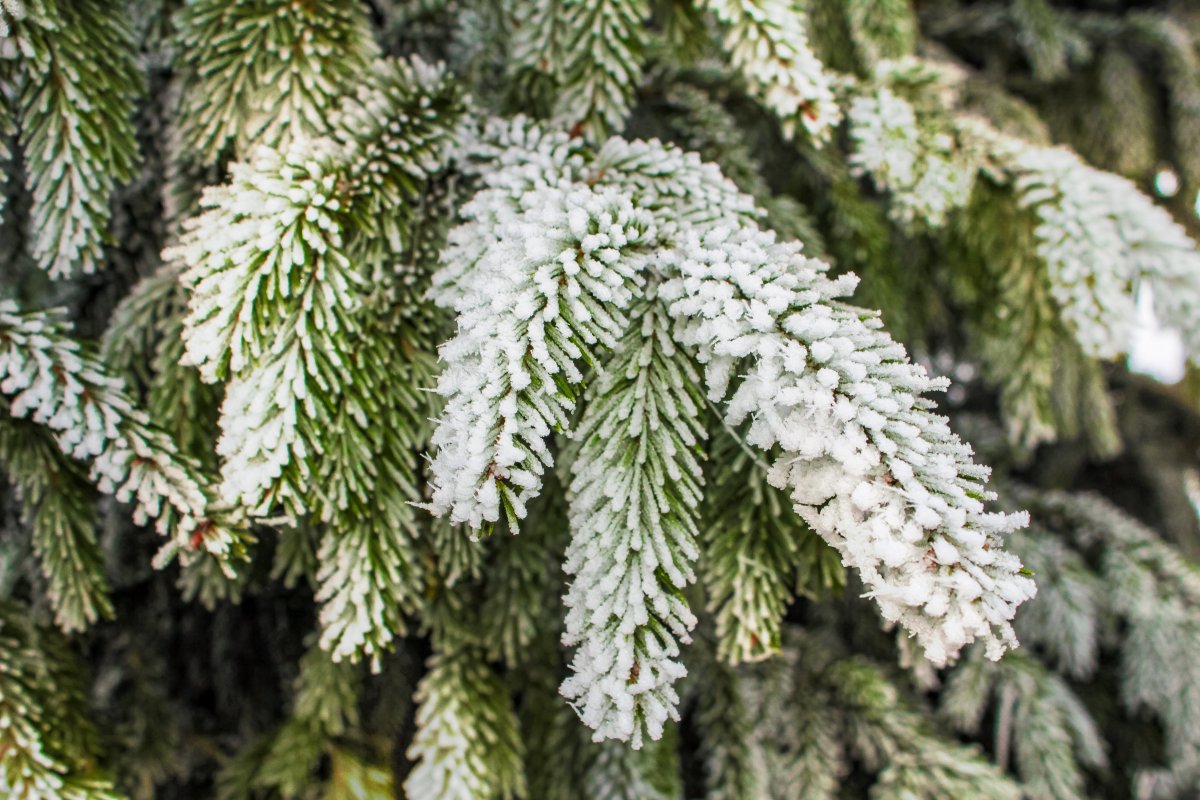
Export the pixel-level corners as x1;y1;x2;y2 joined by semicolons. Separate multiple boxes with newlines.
2;0;1200;797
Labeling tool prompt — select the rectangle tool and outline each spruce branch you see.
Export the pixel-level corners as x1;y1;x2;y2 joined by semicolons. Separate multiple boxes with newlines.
1006;529;1103;680
583;735;682;800
425;130;652;529
520;665;591;800
0;602;121;800
480;502;563;666
0;418;110;633
841;0;917;73
846;59;983;230
5;0;140;277
950;176;1121;455
1009;488;1200;787
0;70;12;218
405;646;526;800
102;260;221;465
702;0;840;143
173;0;379;165
943;649;1106;800
743;629;1021;799
311;320;428;663
996;132;1200;361
560;298;707;746
428;127;1034;748
215;640;368;799
146;56;462;665
507;0;568;118
688;635;769;800
0;300;249;569
701;426;843;665
654;81;827;247
552;0;648;139
177;57;462;519
661;221;1034;665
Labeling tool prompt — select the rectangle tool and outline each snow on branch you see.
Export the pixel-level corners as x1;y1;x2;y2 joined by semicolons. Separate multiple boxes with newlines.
660;222;1035;666
175;58;462;664
0;301;247;567
843;58;1200;368
425;125;1033;745
177;58;462;518
560;299;706;746
425;160;653;529
703;0;840;142
999;137;1200;361
3;0;139;277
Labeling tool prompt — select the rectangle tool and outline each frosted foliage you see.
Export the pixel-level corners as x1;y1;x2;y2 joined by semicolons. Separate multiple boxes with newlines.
6;0;139;278
593;137;759;227
584;740;676;800
174;0;379;163
660;224;1035;666
427;128;1032;744
177;57;460;521
0;624;117;800
0;302;241;563
848;87;977;228
405;652;525;800
177;142;361;514
560;303;705;747
1004;139;1200;361
552;0;647;138
704;0;840;142
426;176;652;529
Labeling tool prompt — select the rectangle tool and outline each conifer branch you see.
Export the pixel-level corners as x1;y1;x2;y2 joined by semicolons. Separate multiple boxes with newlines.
943;649;1106;799
846;60;983;229
583;735;682;800
0;603;121;800
173;0;379;165
425;129;651;529
4;0;140;277
405;646;526;800
689;636;769;800
743;629;1022;799
701;427;844;664
560;298;706;746
429;128;1034;750
0;300;249;568
0;76;12;218
552;0;648;139
997;132;1200;361
661;222;1035;665
215;641;365;798
702;0;840;142
1007;487;1200;787
178;58;461;520
0;419;110;632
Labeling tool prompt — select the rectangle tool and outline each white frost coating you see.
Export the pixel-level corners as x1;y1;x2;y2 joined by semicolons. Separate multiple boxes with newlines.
176;58;461;521
847;86;977;228
176;142;359;515
560;301;705;747
405;652;525;800
844;57;1200;367
425;176;653;529
703;0;840;142
659;224;1036;666
0;301;242;562
1001;138;1200;362
594;137;760;227
427;129;1034;745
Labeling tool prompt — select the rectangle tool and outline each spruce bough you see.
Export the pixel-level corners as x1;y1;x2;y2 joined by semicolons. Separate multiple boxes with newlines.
2;0;1200;797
